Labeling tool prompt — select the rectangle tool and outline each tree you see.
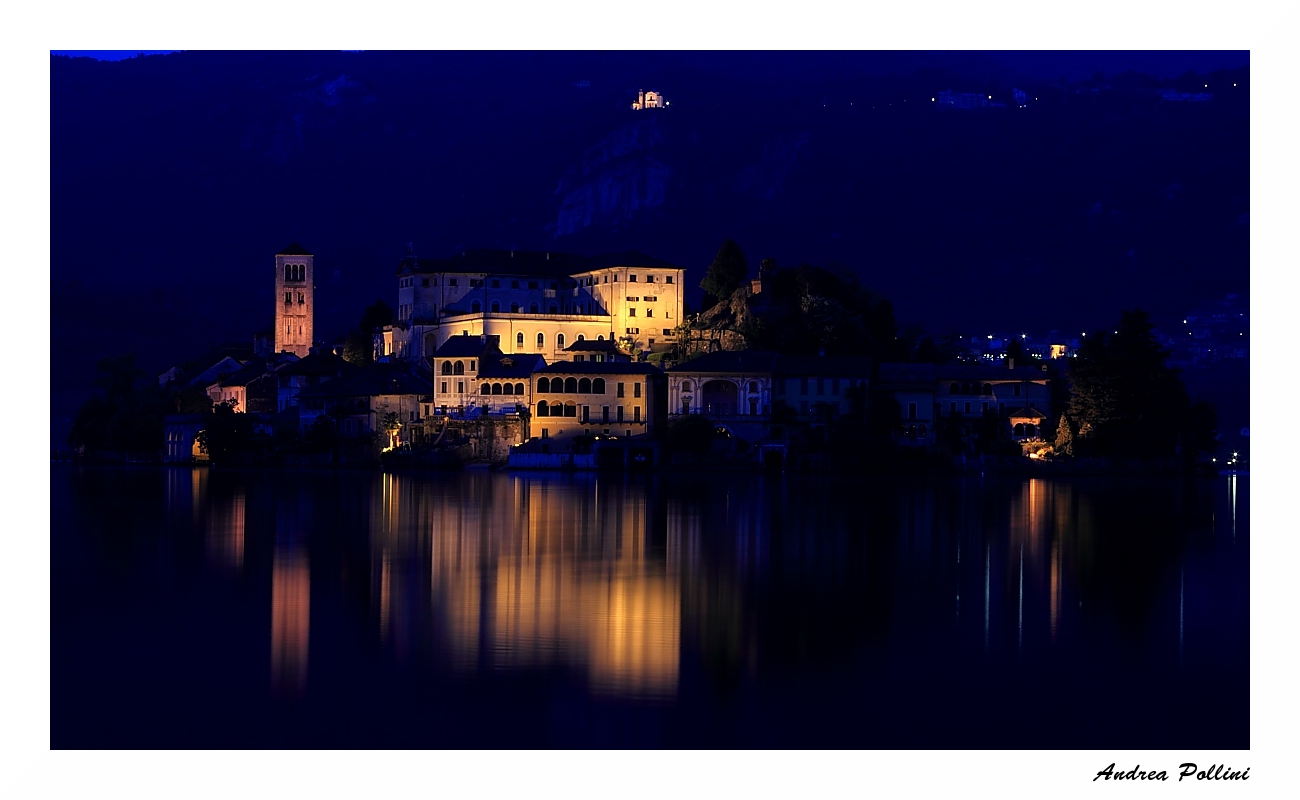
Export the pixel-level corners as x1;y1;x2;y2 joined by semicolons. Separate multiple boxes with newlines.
1065;309;1197;459
195;399;253;464
1053;415;1075;456
343;328;373;365
359;299;394;331
700;240;748;305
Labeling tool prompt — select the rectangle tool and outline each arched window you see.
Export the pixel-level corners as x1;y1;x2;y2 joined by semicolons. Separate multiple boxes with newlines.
490;300;500;313
538;377;550;392
511;302;520;313
536;333;544;348
578;378;591;394
982;383;993;396
557;333;565;349
442;362;452;375
471;300;482;313
492;383;503;395
960;382;971;395
597;335;604;341
454;361;465;375
517;332;525;348
950;382;960;394
530;303;539;313
592;378;605;394
502;383;514;396
514;383;524;395
577;334;585;341
748;381;759;393
1014;423;1025;436
549;304;558;313
682;380;693;392
564;377;577;393
481;384;491;395
564;402;577;417
537;401;549;417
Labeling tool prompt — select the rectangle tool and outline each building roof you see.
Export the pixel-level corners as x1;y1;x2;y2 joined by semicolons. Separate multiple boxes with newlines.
277;242;313;256
433;333;501;358
576;250;682;272
275;350;355;378
297;363;432;399
564;339;621;353
774;355;872;377
534;361;664;376
478;353;546;378
214;358;268;388
1005;406;1048;420
935;363;1051;381
668;349;780;374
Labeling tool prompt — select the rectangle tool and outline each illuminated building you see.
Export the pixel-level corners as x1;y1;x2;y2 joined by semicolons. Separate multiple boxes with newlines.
531;362;667;443
274;243;315;357
382;248;685;362
877;361;1052;446
631;90;666;110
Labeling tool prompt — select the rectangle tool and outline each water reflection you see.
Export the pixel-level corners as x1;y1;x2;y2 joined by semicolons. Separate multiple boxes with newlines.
271;547;310;694
58;468;1248;718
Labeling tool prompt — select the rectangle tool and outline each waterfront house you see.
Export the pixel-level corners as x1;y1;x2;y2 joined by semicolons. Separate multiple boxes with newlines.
530;361;667;445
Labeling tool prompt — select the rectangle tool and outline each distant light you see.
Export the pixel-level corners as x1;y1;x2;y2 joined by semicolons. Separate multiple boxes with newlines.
1205;84;1208;88
1234;83;1237;87
988;95;992;99
932;97;935;101
987;335;993;339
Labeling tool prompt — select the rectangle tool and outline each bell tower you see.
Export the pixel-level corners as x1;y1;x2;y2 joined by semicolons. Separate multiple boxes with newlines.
275;243;314;357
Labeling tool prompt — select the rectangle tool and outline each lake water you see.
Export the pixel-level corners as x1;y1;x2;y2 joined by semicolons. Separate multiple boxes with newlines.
51;466;1248;748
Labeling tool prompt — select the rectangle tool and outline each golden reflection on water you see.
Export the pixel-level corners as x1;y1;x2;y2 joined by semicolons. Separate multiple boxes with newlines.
206;488;245;572
368;474;682;699
271;547;310;694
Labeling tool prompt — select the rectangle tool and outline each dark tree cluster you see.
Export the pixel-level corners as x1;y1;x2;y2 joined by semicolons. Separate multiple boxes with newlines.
1061;309;1217;461
66;355;176;454
342;299;394;365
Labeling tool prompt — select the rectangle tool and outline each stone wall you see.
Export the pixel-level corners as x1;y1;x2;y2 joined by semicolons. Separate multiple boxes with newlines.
445;416;526;463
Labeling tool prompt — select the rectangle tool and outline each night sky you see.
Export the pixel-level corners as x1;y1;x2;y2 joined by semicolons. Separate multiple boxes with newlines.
48;50;1249;445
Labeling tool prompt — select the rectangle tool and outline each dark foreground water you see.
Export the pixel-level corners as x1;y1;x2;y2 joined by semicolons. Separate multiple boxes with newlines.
51;466;1248;748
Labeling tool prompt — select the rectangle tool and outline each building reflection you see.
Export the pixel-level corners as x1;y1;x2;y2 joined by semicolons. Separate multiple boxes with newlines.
368;474;681;699
206;487;245;572
271;546;310;694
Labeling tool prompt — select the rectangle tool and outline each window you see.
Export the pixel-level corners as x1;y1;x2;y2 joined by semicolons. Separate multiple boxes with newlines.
441;381;448;393
541;428;549;439
284;291;292;304
492;279;500;288
491;300;500;312
538;378;550;392
511;280;520;289
537;333;545;348
557;333;565;349
470;279;483;288
603;275;609;283
298;292;304;304
578;378;591;394
481;384;492;396
682;380;693;392
575;355;584;362
665;275;673;284
564;378;577;393
982;401;989;412
628;308;636;317
646;309;653;317
564;403;577;418
454;361;465;375
617;383;625;398
908;402;917;420
630;274;637;282
1014;384;1022;396
613;275;619;282
471;300;482;312
422;278;430;287
458;381;464;393
633;383;641;398
511;302;520;313
528;281;539;290
950;402;957;413
964;401;971;413
593;378;605;394
470;360;475;370
548;303;558;313
748;381;758;393
648;338;654;346
530;303;539;313
517;332;525;348
450;278;458;287
646;275;655;283
492;383;503;395
537;401;549;417
617;406;624;422
663;328;672;336
634;407;641;422
515;383;524;395
577;334;585;341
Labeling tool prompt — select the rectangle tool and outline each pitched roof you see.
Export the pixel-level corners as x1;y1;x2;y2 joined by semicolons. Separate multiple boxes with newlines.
275;350;355;378
534;361;664;376
297;363;433;399
214;358;268;387
1005;406;1048;420
478;353;546;378
564;338;620;352
434;333;500;358
775;355;873;377
667;349;780;374
277;242;313;255
576;250;682;272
